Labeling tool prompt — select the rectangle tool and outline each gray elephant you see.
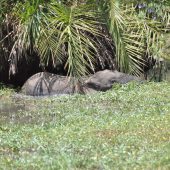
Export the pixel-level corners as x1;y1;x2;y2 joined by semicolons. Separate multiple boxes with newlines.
21;70;143;96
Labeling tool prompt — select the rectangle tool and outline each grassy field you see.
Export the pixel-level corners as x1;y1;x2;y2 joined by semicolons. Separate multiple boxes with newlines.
0;82;170;170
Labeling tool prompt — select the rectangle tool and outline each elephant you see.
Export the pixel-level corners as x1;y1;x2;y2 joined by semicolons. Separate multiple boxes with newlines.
21;70;143;96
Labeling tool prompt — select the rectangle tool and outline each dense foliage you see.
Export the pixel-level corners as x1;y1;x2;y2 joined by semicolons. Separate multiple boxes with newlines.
0;0;170;79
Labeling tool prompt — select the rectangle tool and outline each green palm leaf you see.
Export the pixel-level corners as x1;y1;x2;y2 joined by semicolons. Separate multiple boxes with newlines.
38;2;103;78
105;0;170;75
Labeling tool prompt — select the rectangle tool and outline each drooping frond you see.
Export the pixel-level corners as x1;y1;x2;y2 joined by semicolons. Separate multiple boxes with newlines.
105;0;170;75
38;2;106;78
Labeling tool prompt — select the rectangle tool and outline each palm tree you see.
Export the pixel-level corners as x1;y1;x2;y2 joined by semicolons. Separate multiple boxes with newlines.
38;1;116;78
98;0;170;75
1;0;170;82
0;0;18;77
8;0;115;78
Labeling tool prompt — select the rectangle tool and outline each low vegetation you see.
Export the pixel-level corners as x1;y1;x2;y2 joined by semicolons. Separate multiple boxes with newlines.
0;82;170;169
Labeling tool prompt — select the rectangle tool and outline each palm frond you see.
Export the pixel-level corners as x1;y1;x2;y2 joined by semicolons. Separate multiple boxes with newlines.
107;0;170;75
38;2;105;78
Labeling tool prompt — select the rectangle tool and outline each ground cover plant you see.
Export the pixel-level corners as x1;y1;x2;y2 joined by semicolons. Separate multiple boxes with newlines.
0;82;170;169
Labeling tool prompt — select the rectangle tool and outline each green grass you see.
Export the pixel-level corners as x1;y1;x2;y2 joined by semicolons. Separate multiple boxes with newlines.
0;82;170;169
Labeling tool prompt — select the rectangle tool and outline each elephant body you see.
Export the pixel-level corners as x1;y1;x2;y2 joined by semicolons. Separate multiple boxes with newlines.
21;70;143;96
